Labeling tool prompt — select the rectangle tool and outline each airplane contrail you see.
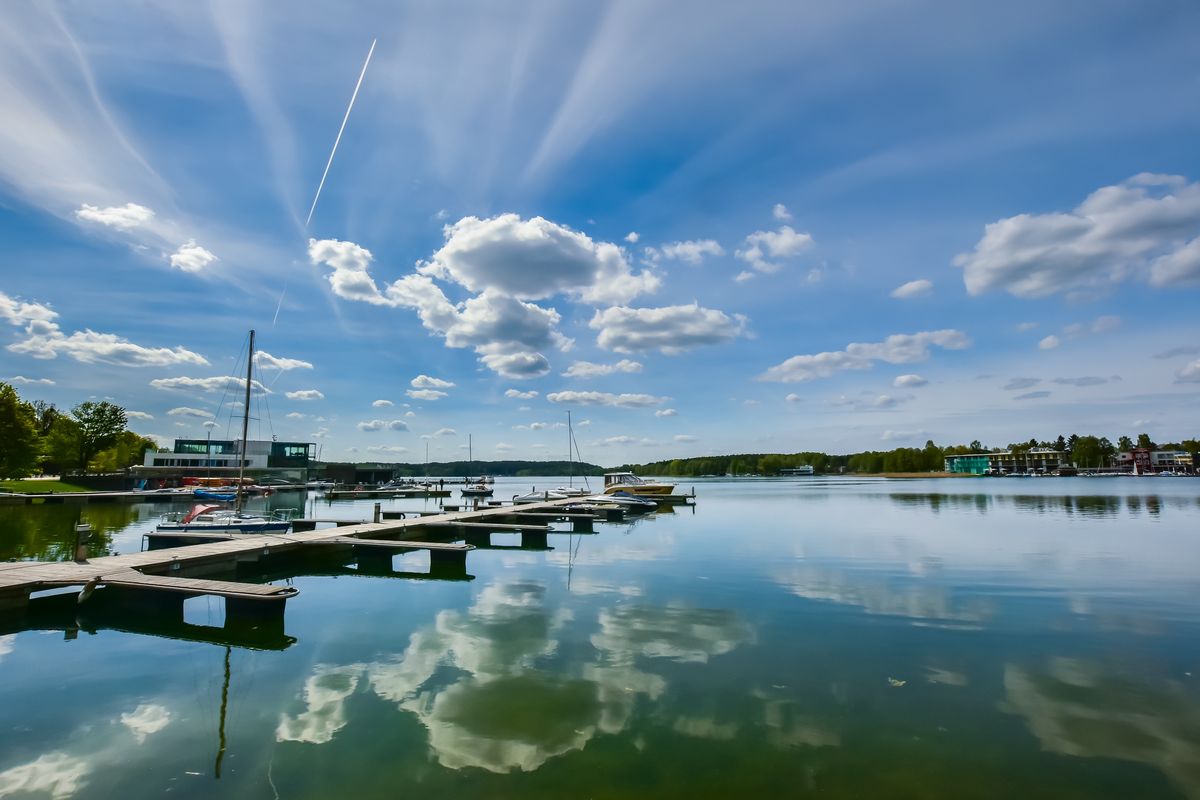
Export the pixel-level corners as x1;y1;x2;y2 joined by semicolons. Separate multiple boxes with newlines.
305;38;377;229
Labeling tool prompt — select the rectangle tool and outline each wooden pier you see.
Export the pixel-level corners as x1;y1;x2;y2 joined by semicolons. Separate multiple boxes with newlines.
0;498;627;637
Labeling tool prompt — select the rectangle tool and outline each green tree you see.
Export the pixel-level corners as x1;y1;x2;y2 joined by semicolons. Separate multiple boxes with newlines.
71;401;127;473
969;440;983;452
1117;435;1134;452
0;383;41;478
1136;433;1156;450
42;415;81;474
90;431;157;473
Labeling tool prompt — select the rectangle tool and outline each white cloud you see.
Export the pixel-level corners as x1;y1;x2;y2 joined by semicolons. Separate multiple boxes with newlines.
890;279;932;299
735;225;813;275
202;421;218;429
1089;314;1121;334
407;389;447;401
674;434;697;442
308;236;579;378
286;389;324;400
1014;390;1051;400
169;240;217;273
785;393;801;403
955;173;1200;297
504;389;538;399
432;427;457;437
1153;346;1200;359
655;408;678;417
660;240;724;265
893;374;928;387
881;430;920;441
871;394;911;409
372;399;393;407
255;351;313;371
167;406;213;419
367;445;409;454
357;419;409;432
478;349;551;379
495;442;514;452
411;375;455;389
547;390;668;408
624;232;640;243
1176;359;1200;383
0;293;208;368
512;422;550;431
8;376;55;385
1003;377;1041;390
562;359;643;378
1050;376;1110;387
1038;335;1061;350
75;202;154;230
760;330;970;383
125;410;153;420
591;304;746;353
0;292;57;327
286;412;305;419
419;214;659;304
150;375;267;394
773;203;792;221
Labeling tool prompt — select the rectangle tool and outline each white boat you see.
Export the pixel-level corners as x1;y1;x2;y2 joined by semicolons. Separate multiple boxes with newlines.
602;472;675;496
585;492;659;512
461;437;494;497
158;503;295;534
513;488;570;504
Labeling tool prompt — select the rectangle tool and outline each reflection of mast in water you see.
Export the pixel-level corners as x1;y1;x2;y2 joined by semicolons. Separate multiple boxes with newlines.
215;645;230;778
566;532;584;591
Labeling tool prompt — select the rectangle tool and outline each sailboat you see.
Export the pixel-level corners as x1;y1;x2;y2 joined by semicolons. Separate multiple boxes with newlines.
552;411;589;497
461;434;494;497
158;330;294;534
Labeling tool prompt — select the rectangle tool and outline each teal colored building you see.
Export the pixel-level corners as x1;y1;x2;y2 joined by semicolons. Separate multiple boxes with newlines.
944;454;990;474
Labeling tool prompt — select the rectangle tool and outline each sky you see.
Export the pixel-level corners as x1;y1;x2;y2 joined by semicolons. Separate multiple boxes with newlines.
1;0;1198;465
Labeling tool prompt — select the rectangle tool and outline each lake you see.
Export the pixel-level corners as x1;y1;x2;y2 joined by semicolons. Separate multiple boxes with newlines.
1;476;1199;799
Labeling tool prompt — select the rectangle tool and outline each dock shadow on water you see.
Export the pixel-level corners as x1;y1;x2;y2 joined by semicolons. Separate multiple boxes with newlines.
0;476;1199;798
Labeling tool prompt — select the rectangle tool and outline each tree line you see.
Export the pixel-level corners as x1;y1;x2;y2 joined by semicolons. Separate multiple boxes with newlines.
621;432;1200;477
0;382;155;478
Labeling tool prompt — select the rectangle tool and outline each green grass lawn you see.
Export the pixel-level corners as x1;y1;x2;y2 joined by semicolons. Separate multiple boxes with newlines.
0;479;95;494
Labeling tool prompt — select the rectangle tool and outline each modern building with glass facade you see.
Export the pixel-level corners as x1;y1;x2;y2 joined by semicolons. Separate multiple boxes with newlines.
135;439;315;482
944;448;1065;475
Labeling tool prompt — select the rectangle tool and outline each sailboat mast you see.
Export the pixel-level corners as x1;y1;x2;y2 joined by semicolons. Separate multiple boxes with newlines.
236;330;254;514
567;410;572;488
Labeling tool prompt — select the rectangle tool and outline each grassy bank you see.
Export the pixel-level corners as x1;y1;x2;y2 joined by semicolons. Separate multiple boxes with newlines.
0;479;96;494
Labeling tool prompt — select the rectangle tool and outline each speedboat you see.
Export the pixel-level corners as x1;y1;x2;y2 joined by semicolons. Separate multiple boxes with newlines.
513;488;571;504
602;472;675;496
157;503;295;534
585;492;659;513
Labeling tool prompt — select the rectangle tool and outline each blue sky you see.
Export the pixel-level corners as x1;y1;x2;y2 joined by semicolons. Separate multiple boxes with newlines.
1;0;1198;464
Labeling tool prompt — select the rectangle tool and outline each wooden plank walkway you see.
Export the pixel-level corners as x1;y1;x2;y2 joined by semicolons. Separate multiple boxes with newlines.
0;497;588;614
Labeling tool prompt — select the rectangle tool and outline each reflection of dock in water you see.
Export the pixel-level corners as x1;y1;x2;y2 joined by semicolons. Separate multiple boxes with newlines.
0;497;668;645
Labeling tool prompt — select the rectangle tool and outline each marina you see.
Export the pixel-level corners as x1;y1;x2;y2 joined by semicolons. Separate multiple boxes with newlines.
1;476;1198;798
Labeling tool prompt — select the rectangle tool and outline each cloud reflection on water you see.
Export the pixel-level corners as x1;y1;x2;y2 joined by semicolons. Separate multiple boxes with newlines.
1002;657;1200;799
276;580;758;773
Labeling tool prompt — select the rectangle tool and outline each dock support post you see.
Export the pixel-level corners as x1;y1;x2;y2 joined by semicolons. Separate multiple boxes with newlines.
522;530;548;549
74;523;91;563
463;532;490;548
292;520;317;532
373;503;382;524
572;516;594;533
224;597;286;637
428;548;469;579
355;549;395;575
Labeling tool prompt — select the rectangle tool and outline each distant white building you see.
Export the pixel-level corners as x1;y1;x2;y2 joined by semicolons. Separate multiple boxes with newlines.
136;438;314;481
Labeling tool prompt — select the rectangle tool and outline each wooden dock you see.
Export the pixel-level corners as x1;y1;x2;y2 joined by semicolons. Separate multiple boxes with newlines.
0;498;610;628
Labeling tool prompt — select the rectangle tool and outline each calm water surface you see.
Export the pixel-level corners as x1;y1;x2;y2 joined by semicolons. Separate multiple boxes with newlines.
1;477;1199;799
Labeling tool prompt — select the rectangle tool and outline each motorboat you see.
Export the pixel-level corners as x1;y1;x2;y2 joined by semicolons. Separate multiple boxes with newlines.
584;492;659;512
158;503;295;534
602;472;675;496
513;488;570;504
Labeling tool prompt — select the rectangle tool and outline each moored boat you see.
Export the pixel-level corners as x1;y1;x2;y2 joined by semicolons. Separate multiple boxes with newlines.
158;503;295;534
602;472;675;496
